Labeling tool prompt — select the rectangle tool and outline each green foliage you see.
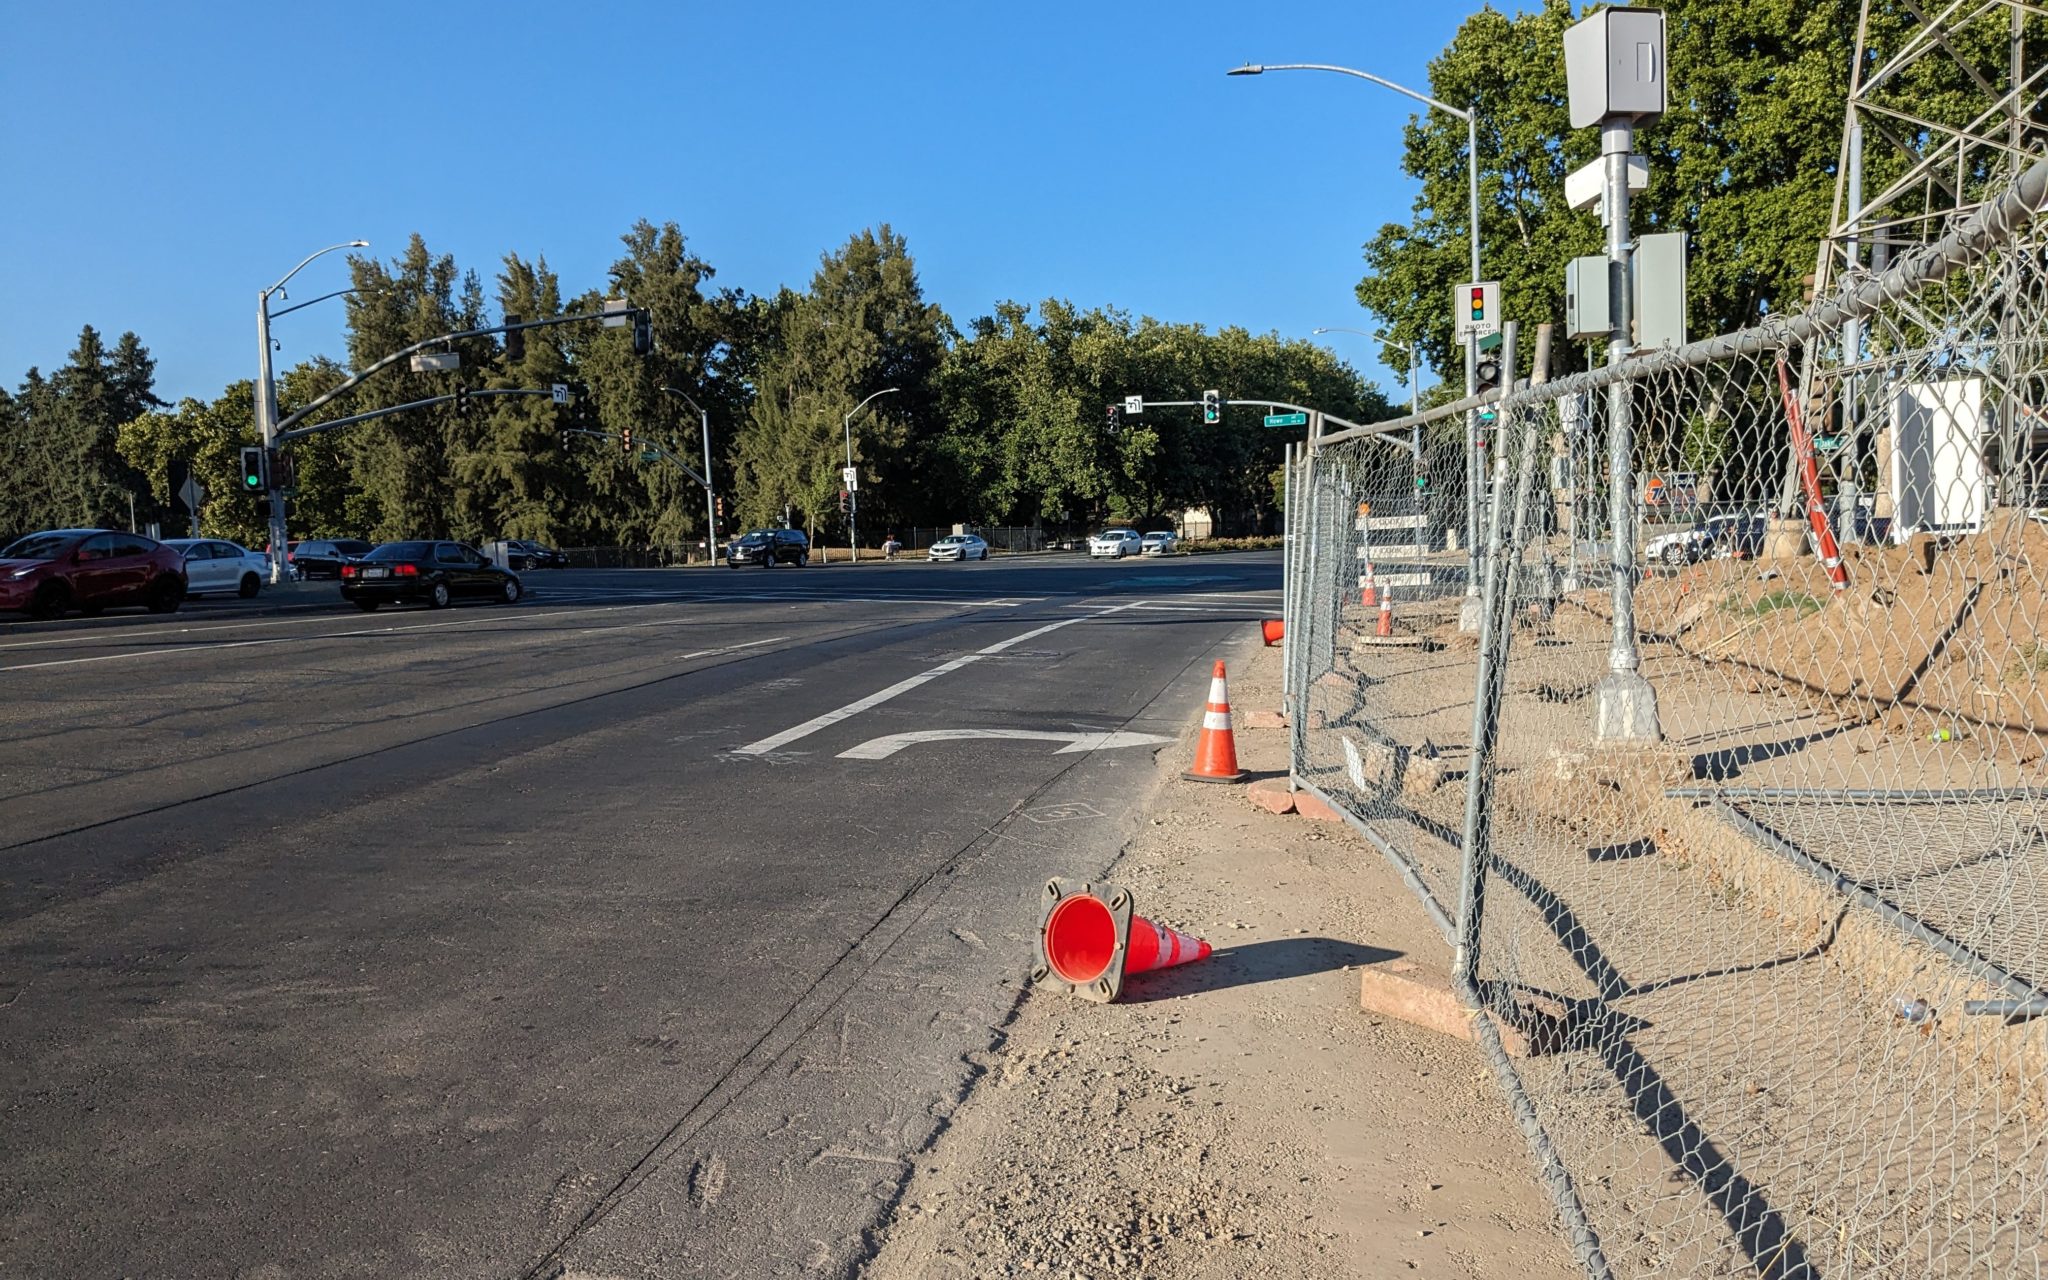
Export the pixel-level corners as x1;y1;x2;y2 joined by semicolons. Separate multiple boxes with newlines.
1356;0;1865;382
2;325;165;538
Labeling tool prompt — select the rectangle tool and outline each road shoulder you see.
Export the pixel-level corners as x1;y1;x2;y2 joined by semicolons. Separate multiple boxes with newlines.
861;639;1579;1279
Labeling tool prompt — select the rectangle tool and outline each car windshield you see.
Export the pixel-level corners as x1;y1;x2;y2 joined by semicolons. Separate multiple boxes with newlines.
1;532;81;560
935;538;961;546
364;542;434;561
335;540;373;554
737;532;771;544
1143;533;1169;540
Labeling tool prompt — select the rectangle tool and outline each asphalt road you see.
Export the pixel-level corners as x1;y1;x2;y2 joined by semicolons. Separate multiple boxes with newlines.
0;553;1280;1279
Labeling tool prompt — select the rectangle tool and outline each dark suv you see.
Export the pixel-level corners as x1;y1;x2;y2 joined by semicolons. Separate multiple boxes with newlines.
725;529;809;568
290;538;374;579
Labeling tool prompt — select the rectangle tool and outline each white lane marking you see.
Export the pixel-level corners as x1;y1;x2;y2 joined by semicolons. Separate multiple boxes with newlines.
0;604;729;673
730;604;1140;756
836;728;1173;760
1057;601;1268;615
678;636;789;660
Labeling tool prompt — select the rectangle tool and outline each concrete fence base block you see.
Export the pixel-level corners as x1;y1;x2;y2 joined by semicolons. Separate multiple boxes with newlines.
1358;964;1531;1058
1247;779;1297;815
1291;788;1345;823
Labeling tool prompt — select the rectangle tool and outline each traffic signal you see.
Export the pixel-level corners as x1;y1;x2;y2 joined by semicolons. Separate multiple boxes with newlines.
838;490;850;516
1415;472;1429;493
1202;389;1220;424
1107;405;1121;431
454;386;471;417
632;310;654;357
559;429;573;449
621;425;635;454
1469;286;1487;323
239;446;265;492
504;315;524;363
273;449;296;493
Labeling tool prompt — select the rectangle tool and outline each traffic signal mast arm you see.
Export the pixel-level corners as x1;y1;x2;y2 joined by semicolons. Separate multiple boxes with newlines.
1117;397;1384;435
558;427;708;488
271;308;651;440
274;387;560;445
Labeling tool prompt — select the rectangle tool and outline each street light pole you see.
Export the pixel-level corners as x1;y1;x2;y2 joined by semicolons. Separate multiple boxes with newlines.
1229;63;1483;589
843;387;899;563
660;386;718;560
256;239;367;583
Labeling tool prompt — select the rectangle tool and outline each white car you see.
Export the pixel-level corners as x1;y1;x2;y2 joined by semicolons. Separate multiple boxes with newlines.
928;534;990;562
1089;528;1142;558
162;538;267;598
1140;531;1177;556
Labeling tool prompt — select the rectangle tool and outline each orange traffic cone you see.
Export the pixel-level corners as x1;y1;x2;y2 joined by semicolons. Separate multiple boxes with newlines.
1184;660;1248;783
1035;879;1212;1002
1260;618;1285;646
1376;593;1394;638
1360;561;1378;607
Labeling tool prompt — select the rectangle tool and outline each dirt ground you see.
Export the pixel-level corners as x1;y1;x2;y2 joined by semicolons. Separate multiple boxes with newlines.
860;639;1579;1280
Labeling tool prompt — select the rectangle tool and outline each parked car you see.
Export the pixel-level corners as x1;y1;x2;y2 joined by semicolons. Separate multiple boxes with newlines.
289;538;374;579
1089;528;1143;559
1140;531;1178;556
1645;513;1766;566
162;538;267;598
503;539;565;570
725;529;810;567
0;529;187;619
339;540;523;611
927;534;990;562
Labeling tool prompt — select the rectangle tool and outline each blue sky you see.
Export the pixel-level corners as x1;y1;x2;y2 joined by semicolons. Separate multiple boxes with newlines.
1;0;1495;408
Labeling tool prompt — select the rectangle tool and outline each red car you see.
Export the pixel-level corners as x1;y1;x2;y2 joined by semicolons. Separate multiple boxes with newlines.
0;529;188;619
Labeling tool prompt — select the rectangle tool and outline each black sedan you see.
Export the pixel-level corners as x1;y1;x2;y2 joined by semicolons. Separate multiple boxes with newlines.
339;541;523;611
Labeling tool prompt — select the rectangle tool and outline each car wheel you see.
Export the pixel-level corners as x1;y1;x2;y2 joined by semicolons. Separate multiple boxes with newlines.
145;576;184;614
500;577;523;604
355;599;381;612
428;581;452;610
25;582;68;620
1661;543;1689;567
238;573;261;599
797;552;809;567
979;548;989;560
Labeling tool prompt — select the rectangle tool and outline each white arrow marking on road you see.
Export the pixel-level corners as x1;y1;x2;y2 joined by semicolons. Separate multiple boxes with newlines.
837;729;1173;760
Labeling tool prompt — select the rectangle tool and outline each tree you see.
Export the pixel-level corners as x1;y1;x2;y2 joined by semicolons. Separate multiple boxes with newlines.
1355;0;1864;384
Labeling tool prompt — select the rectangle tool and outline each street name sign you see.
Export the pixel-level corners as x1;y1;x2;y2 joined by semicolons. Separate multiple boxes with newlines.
1264;411;1308;428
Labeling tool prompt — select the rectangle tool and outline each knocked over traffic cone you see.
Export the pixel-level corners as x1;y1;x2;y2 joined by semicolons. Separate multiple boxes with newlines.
1034;878;1212;1003
1260;618;1285;646
1184;660;1248;783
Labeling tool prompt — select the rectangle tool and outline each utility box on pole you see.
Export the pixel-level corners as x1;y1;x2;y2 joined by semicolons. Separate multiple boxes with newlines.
1632;231;1688;350
1563;7;1668;128
1564;256;1612;340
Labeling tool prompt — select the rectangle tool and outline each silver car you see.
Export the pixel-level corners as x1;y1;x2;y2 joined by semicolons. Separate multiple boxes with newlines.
1140;531;1177;556
1089;528;1142;558
161;538;267;598
928;534;989;562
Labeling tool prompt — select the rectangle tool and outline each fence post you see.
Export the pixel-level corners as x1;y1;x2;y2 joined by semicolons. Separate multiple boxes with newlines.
1454;321;1520;986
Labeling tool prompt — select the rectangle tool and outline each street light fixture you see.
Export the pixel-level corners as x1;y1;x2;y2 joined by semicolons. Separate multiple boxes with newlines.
843;387;900;563
660;386;720;560
255;239;368;583
1230;61;1487;610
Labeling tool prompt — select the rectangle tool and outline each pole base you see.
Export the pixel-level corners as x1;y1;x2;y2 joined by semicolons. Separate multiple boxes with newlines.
1593;670;1663;743
1457;596;1484;633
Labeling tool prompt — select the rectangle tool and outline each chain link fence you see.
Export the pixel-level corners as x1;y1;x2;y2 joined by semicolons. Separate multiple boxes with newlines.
1287;159;2048;1278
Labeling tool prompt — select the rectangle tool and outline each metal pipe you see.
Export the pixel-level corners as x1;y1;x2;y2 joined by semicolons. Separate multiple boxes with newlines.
1454;972;1617;1280
1314;155;2048;450
1700;797;2044;1007
1456;324;1519;983
1963;997;2048;1019
1297;780;1455;944
1665;786;2048;803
